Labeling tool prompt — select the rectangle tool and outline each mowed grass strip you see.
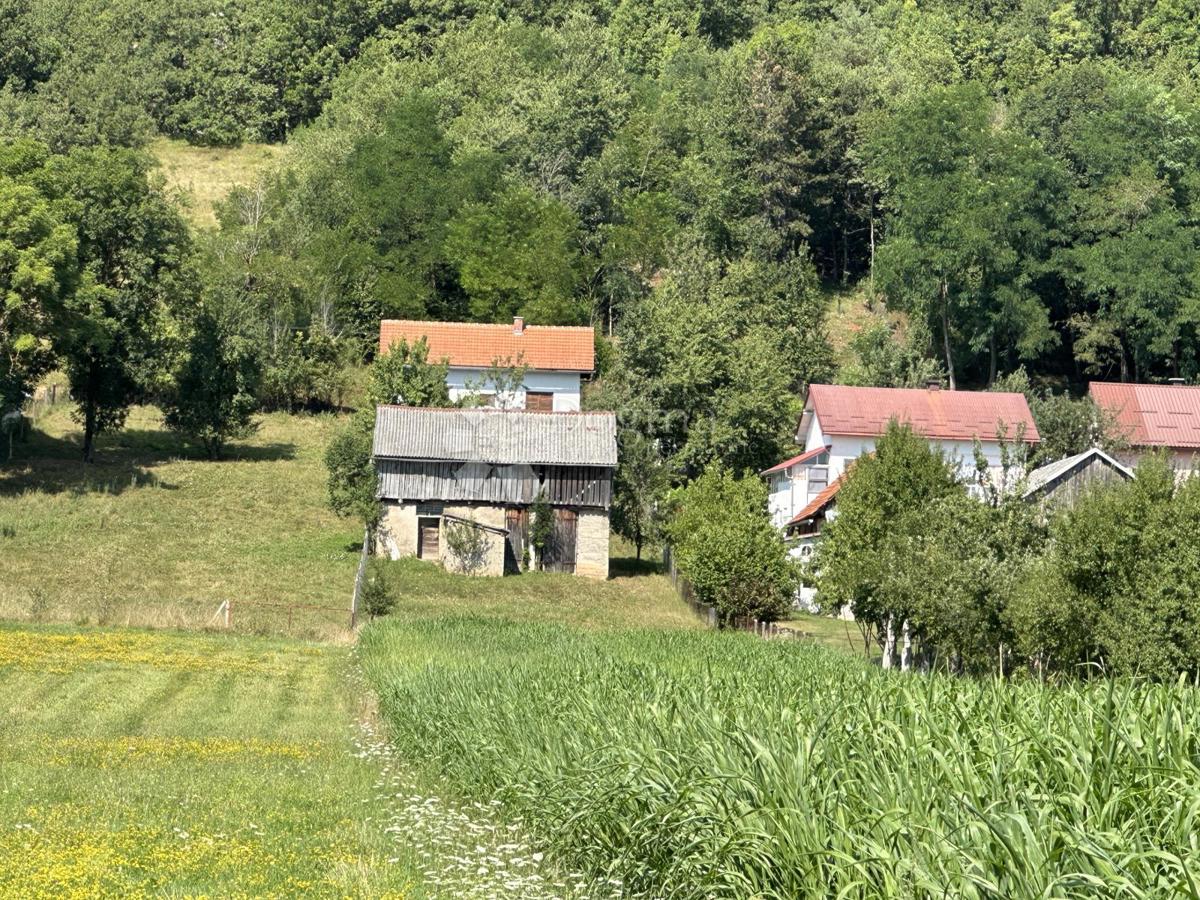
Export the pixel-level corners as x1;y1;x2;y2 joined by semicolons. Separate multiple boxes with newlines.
0;406;360;636
0;623;420;899
361;601;1200;899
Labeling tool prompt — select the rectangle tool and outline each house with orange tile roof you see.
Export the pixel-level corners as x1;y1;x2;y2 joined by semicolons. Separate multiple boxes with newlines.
379;317;594;412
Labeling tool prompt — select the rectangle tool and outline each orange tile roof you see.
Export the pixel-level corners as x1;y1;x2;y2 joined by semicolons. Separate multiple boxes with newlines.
379;319;594;372
760;445;830;476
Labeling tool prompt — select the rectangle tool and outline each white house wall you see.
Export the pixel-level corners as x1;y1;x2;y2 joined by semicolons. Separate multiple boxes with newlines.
823;435;1009;482
445;368;582;411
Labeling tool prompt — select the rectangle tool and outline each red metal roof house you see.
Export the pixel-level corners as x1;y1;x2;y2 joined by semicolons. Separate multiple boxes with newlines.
763;383;1039;530
1089;381;1200;475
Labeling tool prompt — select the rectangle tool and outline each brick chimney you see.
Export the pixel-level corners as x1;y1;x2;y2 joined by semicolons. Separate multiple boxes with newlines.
1169;377;1186;386
513;316;525;335
926;378;942;391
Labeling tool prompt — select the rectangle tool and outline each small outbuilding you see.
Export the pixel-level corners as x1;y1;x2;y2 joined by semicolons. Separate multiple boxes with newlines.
1022;447;1133;510
372;406;617;578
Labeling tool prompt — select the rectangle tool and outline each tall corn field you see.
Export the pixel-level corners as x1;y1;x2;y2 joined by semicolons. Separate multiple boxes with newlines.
360;616;1200;899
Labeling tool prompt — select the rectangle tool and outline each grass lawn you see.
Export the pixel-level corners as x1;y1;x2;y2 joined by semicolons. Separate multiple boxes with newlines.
0;405;361;637
0;622;419;898
780;610;873;656
381;556;701;632
151;137;286;228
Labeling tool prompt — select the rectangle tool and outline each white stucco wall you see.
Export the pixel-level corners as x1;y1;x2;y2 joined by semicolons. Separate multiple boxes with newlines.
445;368;581;410
781;413;1025;525
767;463;830;528
1114;448;1199;481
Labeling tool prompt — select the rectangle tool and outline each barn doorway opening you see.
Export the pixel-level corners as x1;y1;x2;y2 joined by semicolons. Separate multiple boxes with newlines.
417;517;441;559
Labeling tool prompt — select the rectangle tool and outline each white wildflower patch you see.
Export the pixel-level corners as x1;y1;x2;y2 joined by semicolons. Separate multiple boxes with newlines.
353;717;627;900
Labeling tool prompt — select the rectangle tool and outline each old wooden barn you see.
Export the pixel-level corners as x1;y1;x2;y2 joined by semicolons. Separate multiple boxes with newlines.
1022;447;1133;510
372;406;617;578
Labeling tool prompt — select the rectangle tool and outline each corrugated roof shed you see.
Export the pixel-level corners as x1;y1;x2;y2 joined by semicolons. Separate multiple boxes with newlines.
379;319;595;372
1023;447;1133;498
372;407;617;467
803;384;1040;443
1089;382;1200;449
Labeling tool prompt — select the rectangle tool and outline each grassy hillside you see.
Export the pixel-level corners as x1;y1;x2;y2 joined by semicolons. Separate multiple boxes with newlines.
151;138;286;228
0;405;359;637
0;622;417;898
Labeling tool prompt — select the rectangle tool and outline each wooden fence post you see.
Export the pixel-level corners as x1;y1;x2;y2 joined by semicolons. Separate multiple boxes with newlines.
224;600;231;629
350;526;370;629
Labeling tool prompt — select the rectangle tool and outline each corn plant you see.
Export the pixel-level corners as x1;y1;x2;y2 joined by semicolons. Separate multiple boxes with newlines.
361;617;1200;899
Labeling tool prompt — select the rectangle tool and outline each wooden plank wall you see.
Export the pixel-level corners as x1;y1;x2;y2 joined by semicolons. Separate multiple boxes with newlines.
377;460;613;509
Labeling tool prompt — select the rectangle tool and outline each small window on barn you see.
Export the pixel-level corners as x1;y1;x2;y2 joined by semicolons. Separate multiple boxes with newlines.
525;391;554;412
416;502;444;516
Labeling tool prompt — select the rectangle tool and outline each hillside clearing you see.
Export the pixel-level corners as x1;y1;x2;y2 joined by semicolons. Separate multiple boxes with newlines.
0;623;417;898
151;138;286;228
0;405;359;637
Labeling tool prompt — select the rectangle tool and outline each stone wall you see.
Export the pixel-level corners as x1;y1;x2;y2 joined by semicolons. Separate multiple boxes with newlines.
377;501;507;576
378;502;419;559
378;500;609;579
575;509;610;580
441;504;507;575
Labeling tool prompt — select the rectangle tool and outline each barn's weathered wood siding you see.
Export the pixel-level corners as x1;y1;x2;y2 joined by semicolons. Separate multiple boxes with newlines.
1031;455;1129;510
377;460;612;509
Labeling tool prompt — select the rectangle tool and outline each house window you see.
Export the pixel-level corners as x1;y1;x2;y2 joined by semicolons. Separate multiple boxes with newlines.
525;391;554;412
809;465;828;491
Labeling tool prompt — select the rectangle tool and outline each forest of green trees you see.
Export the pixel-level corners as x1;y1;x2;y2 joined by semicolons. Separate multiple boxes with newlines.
3;0;1200;475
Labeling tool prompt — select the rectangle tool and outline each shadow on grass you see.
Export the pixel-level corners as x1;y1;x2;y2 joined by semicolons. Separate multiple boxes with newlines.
0;425;295;497
609;555;664;578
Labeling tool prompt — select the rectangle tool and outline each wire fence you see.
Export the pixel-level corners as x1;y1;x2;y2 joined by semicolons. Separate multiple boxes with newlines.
663;547;791;640
209;598;353;635
22;383;70;420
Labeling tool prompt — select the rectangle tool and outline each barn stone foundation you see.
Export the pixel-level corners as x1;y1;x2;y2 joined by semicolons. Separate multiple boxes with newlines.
377;501;508;576
575;510;610;580
377;501;610;580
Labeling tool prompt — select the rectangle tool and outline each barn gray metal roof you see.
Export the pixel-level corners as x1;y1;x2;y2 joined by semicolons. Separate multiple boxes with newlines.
372;406;618;467
1022;447;1133;498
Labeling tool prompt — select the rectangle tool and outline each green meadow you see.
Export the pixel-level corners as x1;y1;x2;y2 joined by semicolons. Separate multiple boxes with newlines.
0;623;419;899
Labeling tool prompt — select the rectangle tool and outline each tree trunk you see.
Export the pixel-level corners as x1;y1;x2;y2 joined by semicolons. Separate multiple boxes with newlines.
882;614;896;670
940;283;956;390
635;530;643;561
988;332;997;387
900;619;911;672
82;397;97;464
868;195;876;291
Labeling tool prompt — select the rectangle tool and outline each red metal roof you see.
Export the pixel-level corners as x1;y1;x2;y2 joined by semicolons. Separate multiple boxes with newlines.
786;473;847;527
379;319;595;372
760;445;830;476
805;384;1040;444
1089;382;1200;449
